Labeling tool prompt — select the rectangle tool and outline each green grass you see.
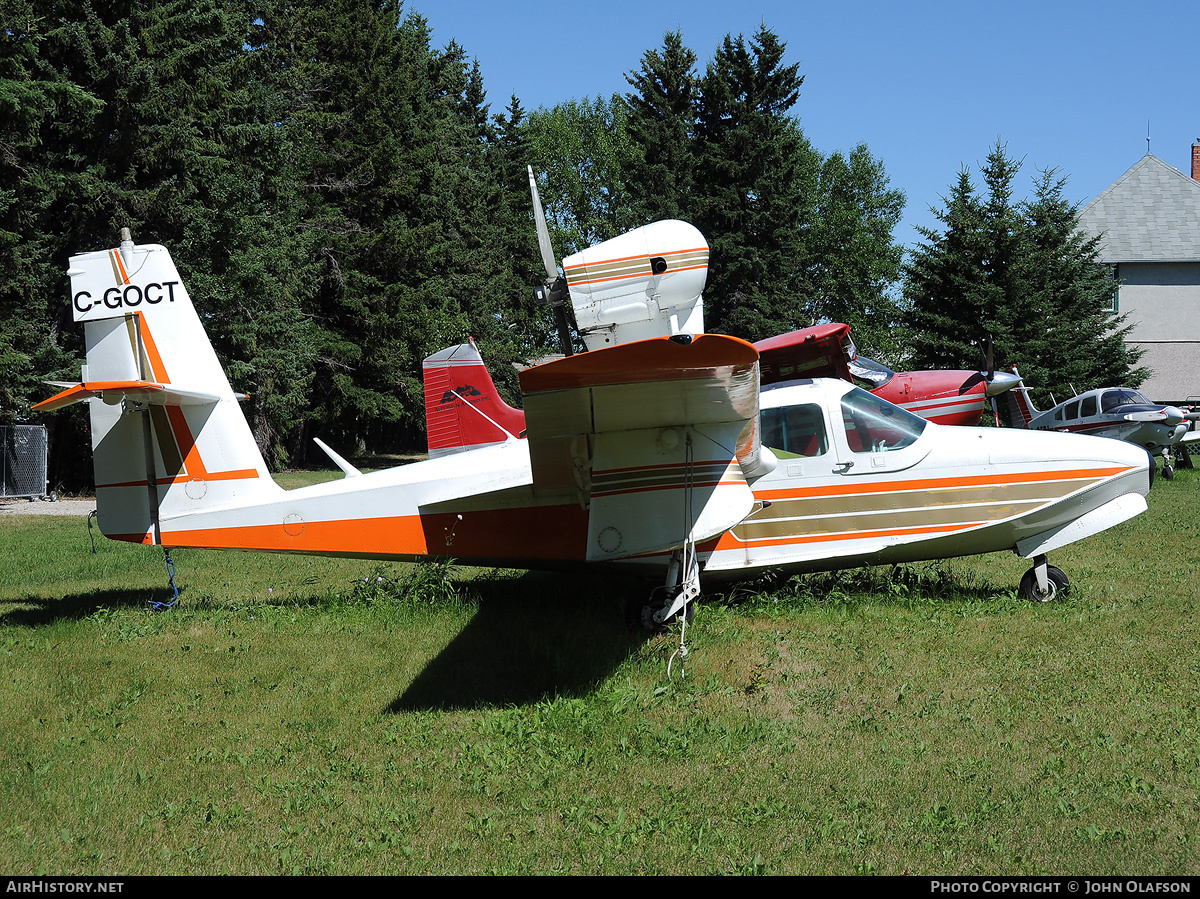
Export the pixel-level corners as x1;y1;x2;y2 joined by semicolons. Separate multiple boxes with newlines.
3;469;1200;874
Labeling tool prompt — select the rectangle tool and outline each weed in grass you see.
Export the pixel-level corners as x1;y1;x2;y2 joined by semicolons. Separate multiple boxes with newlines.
348;559;469;607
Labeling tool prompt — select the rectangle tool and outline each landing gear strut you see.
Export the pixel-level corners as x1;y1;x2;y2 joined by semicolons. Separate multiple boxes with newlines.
1161;447;1175;481
641;548;699;630
641;548;700;679
1019;554;1070;602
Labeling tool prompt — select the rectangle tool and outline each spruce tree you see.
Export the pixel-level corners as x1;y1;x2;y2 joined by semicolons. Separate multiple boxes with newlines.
906;142;1146;406
905;167;993;370
622;30;697;225
0;3;101;423
1008;169;1145;405
691;26;819;340
6;1;316;475
808;145;906;362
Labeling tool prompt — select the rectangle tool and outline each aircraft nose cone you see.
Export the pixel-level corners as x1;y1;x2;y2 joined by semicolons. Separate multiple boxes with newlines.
1163;406;1186;426
984;370;1022;397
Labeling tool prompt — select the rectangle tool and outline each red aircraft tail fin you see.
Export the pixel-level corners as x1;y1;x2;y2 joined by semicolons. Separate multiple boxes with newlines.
422;340;526;458
1002;367;1037;428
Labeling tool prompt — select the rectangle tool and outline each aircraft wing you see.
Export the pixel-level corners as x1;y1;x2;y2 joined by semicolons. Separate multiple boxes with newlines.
519;335;764;561
755;322;854;386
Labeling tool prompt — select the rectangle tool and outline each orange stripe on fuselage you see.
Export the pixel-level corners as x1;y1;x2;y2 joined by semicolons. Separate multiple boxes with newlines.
155;503;592;562
160;514;432;555
753;467;1132;503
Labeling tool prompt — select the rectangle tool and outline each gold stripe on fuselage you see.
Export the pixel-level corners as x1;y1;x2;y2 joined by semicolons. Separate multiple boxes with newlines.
731;473;1113;545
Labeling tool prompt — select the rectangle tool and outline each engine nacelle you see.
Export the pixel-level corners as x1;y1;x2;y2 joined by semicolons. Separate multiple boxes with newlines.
562;220;708;351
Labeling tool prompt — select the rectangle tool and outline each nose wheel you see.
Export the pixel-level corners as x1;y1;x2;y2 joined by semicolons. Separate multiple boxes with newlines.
1019;554;1070;602
1161;448;1175;480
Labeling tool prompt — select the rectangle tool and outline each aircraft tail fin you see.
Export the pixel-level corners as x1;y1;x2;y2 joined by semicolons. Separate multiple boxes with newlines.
422;340;526;457
1001;366;1037;429
34;231;281;543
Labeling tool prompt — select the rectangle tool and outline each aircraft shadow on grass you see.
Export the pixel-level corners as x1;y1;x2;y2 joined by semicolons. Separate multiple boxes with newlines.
387;569;659;712
0;585;179;627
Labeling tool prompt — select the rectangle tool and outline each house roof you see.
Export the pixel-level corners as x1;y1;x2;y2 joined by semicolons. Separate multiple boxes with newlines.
1078;154;1200;262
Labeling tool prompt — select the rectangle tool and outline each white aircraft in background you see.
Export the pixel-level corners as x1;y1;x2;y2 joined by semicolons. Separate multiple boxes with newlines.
1003;370;1198;480
37;204;1150;631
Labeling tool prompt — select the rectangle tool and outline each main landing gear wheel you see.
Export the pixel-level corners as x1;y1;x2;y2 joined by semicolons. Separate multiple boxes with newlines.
1019;563;1070;603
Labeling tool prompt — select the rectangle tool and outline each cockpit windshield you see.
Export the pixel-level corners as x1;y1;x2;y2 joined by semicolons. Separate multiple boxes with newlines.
840;387;926;453
847;356;895;390
1101;389;1150;412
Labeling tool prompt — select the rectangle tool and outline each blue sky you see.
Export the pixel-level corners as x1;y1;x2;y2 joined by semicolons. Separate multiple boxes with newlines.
411;0;1197;252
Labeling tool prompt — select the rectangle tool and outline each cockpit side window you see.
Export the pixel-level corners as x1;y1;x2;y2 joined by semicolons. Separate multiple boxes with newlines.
760;403;828;458
1064;401;1079;421
1080;395;1097;417
839;387;926;453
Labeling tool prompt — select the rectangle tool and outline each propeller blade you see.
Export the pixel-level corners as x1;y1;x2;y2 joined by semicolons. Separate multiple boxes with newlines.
527;166;559;284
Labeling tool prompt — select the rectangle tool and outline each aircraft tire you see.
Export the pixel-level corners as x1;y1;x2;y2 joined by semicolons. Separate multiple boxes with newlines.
1019;565;1070;603
1163;464;1175;481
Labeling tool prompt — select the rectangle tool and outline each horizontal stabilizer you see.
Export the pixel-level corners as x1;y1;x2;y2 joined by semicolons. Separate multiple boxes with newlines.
34;379;222;412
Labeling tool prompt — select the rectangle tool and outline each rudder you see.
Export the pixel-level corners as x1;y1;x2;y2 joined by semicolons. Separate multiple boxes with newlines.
422;340;526;457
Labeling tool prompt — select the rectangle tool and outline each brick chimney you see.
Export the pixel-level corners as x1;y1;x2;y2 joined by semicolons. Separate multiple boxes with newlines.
1194;138;1200;181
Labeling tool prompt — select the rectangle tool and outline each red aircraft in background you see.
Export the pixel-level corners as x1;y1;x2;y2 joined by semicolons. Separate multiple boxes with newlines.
423;323;1022;457
755;323;1021;427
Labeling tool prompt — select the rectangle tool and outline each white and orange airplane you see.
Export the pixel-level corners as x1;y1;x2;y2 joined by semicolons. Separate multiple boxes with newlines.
37;210;1151;627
